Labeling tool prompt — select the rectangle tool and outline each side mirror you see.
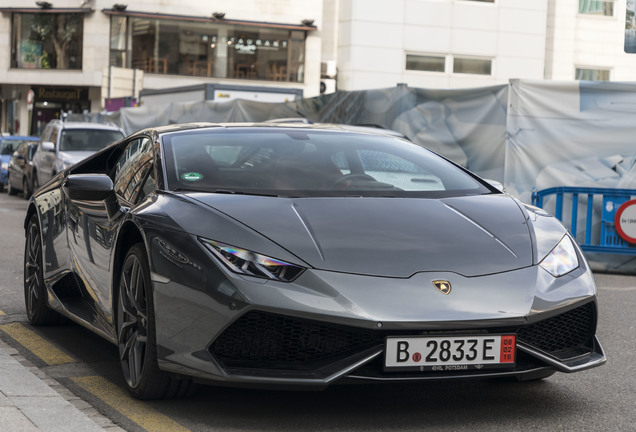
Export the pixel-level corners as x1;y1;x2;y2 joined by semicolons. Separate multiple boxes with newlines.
63;174;121;219
41;141;55;152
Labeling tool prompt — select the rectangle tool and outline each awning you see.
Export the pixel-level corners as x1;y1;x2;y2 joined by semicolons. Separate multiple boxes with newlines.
0;7;94;14
102;9;317;31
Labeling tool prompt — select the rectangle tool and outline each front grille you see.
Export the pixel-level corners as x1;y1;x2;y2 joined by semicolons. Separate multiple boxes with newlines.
211;311;383;371
516;302;595;354
211;302;596;374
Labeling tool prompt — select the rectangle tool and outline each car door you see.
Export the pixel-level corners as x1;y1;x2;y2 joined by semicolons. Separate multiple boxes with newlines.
66;136;155;326
8;141;28;188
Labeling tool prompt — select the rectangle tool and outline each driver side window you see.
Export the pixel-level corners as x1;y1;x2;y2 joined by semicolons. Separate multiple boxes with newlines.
113;137;154;203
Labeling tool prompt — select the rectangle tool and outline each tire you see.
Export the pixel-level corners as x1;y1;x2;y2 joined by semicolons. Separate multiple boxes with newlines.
32;172;39;192
7;175;17;196
24;215;60;325
23;177;32;200
117;243;194;399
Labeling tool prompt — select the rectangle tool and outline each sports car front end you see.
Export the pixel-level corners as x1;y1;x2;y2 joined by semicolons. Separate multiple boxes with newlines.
144;191;604;388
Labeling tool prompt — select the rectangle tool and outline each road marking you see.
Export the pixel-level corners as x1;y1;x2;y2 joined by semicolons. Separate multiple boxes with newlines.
0;322;75;365
598;286;636;291
72;376;190;432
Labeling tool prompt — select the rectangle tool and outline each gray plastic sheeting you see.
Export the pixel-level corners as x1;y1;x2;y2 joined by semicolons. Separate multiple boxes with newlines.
111;84;510;183
88;80;636;270
97;80;636;201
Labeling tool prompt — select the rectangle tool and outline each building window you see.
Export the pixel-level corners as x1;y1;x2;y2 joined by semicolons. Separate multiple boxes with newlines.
110;16;306;83
11;13;83;70
575;68;611;81
453;57;492;75
579;0;614;16
405;54;446;72
110;16;128;68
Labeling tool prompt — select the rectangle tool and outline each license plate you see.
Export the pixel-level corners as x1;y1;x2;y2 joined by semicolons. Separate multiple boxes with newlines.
385;334;515;371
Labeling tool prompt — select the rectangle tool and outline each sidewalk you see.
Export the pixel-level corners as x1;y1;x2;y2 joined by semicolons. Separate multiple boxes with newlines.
0;338;124;432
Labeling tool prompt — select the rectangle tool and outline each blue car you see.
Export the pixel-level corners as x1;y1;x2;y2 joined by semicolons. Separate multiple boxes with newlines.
1;135;40;193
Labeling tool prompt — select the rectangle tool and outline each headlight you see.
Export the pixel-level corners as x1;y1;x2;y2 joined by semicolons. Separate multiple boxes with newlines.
201;239;304;282
540;235;579;277
1;162;8;171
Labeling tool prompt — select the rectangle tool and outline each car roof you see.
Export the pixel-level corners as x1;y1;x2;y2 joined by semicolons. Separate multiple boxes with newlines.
147;122;407;138
49;120;123;131
0;135;39;141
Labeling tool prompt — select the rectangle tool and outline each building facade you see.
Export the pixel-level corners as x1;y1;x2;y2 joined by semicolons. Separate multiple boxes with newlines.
545;0;636;81
2;0;636;136
330;0;549;90
0;0;323;135
329;0;636;89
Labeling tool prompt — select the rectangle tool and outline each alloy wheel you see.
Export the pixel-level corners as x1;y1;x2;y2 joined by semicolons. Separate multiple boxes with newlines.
23;216;59;325
117;252;149;389
24;222;42;319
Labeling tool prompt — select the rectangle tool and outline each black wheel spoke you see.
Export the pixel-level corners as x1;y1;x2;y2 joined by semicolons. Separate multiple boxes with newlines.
120;330;136;362
130;259;143;309
131;336;145;380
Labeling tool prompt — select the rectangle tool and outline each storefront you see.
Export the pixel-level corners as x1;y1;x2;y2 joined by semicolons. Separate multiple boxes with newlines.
30;86;90;135
105;9;315;84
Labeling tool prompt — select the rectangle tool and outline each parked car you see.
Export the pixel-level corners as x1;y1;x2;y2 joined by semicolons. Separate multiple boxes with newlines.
25;122;605;400
0;135;40;193
7;139;40;198
32;120;125;188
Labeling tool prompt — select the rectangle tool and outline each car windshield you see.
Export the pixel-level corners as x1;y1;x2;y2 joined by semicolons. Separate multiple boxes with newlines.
59;129;124;152
162;128;493;198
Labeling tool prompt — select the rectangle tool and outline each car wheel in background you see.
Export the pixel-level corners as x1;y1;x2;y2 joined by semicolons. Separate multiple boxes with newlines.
117;243;194;399
24;215;61;325
23;177;32;199
7;175;17;196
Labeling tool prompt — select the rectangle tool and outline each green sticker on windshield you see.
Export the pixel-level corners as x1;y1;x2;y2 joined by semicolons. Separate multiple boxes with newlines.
181;172;203;181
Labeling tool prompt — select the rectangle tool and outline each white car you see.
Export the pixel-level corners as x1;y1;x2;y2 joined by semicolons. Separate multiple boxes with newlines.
32;120;125;188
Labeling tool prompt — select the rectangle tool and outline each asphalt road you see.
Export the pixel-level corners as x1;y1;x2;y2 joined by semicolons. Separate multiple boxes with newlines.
0;191;634;432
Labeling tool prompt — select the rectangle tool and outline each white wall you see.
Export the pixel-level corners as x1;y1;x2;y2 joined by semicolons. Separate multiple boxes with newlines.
335;0;548;90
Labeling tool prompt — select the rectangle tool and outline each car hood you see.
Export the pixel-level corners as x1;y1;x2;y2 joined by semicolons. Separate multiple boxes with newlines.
190;194;534;278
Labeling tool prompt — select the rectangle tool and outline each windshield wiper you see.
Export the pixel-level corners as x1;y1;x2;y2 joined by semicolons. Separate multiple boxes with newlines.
214;189;282;197
173;187;283;197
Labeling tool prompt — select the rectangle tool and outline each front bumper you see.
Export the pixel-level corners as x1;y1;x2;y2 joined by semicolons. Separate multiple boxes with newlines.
151;255;605;388
203;301;605;388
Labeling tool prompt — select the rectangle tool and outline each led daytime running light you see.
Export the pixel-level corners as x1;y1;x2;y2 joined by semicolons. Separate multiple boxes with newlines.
203;239;304;282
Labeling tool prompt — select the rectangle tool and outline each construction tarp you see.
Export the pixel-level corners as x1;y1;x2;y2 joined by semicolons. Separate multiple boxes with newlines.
86;79;636;271
111;80;636;199
505;79;636;203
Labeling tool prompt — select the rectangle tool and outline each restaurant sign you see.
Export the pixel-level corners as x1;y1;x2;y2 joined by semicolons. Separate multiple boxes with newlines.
33;87;89;102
